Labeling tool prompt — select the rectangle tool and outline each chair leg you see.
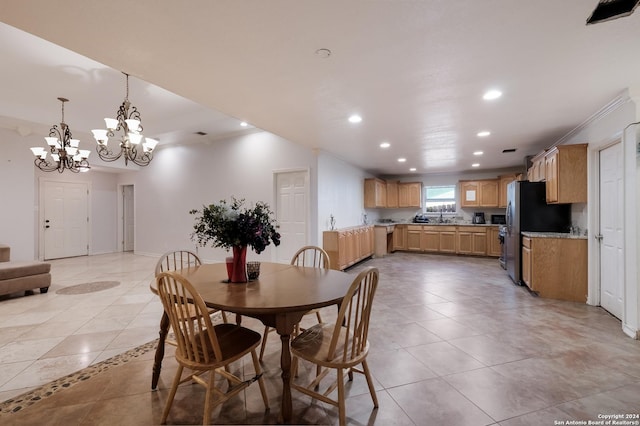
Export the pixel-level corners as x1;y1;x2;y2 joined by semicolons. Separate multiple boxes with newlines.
161;365;183;424
203;369;217;425
221;310;228;323
251;349;270;410
259;326;270;361
362;360;379;408
336;367;346;426
315;311;322;323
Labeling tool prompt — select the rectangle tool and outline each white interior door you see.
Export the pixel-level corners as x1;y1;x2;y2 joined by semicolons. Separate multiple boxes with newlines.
123;185;134;252
43;181;89;260
274;171;308;264
599;142;624;319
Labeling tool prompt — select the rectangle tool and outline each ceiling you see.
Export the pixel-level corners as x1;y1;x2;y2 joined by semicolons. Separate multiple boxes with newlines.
1;1;639;175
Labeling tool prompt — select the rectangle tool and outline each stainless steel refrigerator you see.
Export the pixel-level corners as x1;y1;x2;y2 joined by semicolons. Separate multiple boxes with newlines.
505;181;571;285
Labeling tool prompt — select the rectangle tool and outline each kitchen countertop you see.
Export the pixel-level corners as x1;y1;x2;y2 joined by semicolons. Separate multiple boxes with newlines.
383;222;501;227
521;231;588;240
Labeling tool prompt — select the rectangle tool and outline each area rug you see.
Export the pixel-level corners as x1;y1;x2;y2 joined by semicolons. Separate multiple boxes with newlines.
56;281;121;295
0;338;158;414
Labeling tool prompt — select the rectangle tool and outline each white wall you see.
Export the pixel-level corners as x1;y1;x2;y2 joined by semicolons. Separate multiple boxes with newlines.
317;151;373;242
0;128;37;261
127;131;320;263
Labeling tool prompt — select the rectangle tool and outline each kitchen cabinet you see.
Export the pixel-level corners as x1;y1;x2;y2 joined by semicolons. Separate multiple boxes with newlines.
406;225;423;251
398;182;422;208
323;225;374;270
393;225;407;250
422;226;457;253
498;174;517;208
364;178;387;208
386;181;399;208
544;144;587;204
460;180;499;208
456;226;487;255
488;227;502;257
421;226;440;252
374;225;394;257
522;234;587;302
528;150;547;182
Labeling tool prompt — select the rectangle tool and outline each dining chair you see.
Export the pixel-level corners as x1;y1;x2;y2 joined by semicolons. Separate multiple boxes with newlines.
156;271;269;425
290;267;379;426
155;250;228;324
258;246;330;362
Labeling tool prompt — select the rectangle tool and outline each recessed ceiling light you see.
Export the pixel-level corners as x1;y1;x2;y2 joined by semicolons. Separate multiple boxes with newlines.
240;122;248;127
483;90;502;100
409;167;417;172
398;158;407;163
380;142;390;148
473;151;484;156
472;163;480;167
477;131;491;137
348;114;362;123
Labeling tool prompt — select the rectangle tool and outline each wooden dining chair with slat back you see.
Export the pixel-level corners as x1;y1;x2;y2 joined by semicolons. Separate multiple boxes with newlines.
155;250;228;325
290;267;379;426
156;271;269;425
258;246;330;362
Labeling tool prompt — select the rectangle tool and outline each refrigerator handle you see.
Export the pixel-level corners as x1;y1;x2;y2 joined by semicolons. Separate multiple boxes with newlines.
506;200;512;235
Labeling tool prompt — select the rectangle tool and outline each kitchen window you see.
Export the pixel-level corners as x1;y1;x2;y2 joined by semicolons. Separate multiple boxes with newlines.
424;185;456;213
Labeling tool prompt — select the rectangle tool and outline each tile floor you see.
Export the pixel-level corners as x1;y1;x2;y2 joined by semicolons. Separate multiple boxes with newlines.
1;251;639;425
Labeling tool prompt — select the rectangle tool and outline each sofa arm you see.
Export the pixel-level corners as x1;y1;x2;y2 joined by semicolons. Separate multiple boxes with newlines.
0;245;9;263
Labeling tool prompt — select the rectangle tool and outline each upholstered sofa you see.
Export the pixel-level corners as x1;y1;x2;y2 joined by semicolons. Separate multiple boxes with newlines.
0;244;51;297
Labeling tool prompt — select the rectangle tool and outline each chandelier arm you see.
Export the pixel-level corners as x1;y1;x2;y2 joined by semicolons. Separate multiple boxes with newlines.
96;144;124;162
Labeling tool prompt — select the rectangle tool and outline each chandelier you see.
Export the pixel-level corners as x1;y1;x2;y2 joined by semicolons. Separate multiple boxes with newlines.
91;73;158;167
30;97;91;173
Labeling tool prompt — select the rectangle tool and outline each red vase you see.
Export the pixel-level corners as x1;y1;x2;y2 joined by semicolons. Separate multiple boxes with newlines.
230;245;248;283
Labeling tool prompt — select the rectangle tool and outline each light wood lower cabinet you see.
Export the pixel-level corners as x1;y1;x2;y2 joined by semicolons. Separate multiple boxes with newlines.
522;235;587;302
488;227;502;257
323;225;374;271
456;226;487;256
391;224;496;256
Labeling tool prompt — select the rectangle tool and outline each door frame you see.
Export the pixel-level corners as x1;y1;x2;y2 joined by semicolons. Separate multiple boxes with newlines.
272;168;311;263
117;183;135;253
38;177;91;260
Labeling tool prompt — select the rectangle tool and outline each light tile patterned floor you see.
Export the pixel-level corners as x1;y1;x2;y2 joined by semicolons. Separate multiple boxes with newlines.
0;251;639;425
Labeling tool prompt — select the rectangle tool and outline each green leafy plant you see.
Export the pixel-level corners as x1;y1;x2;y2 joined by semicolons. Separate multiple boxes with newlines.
189;198;281;254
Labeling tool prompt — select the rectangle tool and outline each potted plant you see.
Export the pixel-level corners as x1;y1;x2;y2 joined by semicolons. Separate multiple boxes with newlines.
190;198;281;282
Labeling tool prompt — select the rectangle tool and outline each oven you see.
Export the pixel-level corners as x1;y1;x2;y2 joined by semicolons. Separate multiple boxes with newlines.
498;225;507;269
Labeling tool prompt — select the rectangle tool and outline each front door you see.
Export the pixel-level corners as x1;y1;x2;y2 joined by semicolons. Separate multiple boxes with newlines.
599;142;624;319
42;180;89;260
274;171;308;264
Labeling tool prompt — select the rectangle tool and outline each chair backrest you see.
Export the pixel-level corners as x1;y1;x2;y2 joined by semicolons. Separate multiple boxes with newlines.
156;271;223;365
290;246;331;269
326;267;378;363
155;250;202;276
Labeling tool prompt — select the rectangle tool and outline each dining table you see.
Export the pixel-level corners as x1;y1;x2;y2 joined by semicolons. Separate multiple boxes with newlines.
149;261;354;424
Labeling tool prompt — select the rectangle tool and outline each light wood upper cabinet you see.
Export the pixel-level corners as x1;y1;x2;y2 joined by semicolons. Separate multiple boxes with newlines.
544;144;587;204
398;182;422;208
498;174;517;208
528;150;547;182
386;181;399;208
460;179;499;208
364;178;386;208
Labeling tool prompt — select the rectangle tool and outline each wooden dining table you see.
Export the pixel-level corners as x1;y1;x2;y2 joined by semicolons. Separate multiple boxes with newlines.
149;261;354;424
